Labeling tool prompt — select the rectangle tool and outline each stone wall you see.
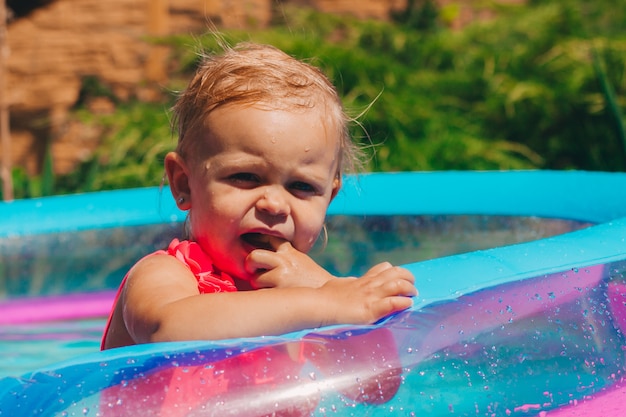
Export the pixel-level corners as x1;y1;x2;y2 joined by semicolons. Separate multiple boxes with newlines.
7;0;160;174
290;0;406;20
4;0;283;175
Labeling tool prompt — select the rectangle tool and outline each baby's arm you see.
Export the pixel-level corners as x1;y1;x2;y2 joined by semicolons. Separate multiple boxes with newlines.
120;252;416;344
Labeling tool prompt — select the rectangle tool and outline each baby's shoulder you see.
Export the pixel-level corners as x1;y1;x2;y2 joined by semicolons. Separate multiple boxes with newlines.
127;251;194;286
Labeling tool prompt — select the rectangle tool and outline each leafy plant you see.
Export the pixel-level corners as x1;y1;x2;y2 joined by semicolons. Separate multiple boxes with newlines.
55;102;175;193
22;0;625;196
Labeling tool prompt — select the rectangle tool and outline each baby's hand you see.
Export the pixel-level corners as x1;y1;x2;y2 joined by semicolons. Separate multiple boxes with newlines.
317;262;417;326
245;237;334;289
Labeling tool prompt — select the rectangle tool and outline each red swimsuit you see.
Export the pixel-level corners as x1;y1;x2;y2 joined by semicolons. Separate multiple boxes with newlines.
101;238;236;350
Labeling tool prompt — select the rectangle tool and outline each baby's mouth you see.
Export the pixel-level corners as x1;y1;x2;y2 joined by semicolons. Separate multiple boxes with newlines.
241;233;274;251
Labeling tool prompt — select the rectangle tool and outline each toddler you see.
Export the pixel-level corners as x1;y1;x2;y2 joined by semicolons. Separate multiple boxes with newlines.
101;42;416;350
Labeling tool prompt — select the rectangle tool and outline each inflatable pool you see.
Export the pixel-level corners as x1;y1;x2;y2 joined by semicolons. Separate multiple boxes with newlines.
0;171;625;416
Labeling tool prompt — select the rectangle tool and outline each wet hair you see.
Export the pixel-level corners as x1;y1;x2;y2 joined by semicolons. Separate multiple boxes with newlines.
172;42;363;174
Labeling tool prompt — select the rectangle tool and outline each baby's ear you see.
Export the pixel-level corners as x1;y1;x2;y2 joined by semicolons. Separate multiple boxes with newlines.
164;152;192;210
330;174;341;201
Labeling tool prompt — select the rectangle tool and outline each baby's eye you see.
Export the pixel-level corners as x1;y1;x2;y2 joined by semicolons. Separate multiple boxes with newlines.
229;173;260;186
290;181;316;194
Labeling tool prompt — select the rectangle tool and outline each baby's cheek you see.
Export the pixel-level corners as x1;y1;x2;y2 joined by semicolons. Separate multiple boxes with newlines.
294;204;328;251
296;227;324;253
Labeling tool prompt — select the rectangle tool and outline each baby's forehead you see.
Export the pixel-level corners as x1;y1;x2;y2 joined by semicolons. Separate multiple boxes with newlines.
189;104;343;164
194;101;339;136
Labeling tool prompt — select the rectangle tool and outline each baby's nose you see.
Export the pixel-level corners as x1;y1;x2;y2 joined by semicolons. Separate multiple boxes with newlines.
256;186;290;216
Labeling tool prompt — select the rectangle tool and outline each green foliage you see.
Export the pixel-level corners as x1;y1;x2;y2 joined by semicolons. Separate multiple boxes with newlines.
76;76;117;106
55;102;174;193
20;0;625;196
8;143;55;199
464;3;626;171
192;1;622;172
391;0;440;31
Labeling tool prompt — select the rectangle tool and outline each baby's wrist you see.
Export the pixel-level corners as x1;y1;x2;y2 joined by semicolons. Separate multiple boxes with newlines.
311;283;344;326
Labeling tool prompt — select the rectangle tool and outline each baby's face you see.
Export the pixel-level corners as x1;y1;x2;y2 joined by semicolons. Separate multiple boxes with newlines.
185;104;341;281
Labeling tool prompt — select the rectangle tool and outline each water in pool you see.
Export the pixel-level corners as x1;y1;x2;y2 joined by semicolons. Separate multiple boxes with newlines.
0;319;103;378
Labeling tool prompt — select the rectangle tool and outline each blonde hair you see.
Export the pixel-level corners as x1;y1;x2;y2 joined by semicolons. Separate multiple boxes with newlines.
172;42;363;174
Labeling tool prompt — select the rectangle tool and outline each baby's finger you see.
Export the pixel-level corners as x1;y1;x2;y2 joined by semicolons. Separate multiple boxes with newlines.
244;250;278;275
365;261;393;276
379;295;415;315
392;266;416;285
382;277;418;297
268;236;295;253
370;265;416;286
